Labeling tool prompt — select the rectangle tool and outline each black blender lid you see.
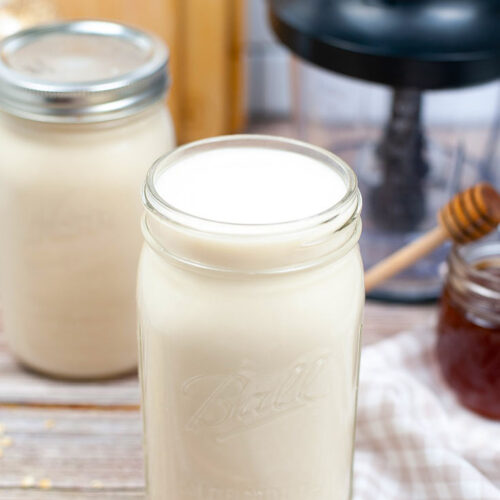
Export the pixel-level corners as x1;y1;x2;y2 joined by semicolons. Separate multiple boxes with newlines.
269;0;500;89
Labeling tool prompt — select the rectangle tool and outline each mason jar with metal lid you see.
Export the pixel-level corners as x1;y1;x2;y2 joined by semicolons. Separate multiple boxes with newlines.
0;20;175;379
138;135;364;500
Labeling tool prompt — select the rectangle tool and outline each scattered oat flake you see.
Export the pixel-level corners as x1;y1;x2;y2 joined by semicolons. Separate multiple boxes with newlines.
21;475;35;488
1;436;12;447
38;478;52;490
44;419;55;429
90;479;103;489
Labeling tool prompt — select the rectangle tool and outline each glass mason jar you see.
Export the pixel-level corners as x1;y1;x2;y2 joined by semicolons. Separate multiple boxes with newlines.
138;135;364;500
0;21;175;378
437;232;500;419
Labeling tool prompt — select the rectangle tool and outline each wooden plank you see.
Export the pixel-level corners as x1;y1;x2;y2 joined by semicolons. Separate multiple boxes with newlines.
0;345;139;407
0;407;143;495
177;0;247;141
1;493;143;499
179;0;231;142
0;324;139;406
163;0;182;139
362;302;436;345
229;0;247;132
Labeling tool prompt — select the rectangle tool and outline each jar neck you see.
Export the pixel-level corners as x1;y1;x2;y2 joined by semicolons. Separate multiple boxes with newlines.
446;237;500;327
143;208;361;275
0;100;165;135
142;135;362;274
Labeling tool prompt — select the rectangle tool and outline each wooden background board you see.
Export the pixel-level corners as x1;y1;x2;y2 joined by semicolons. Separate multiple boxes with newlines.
0;301;436;499
51;0;247;143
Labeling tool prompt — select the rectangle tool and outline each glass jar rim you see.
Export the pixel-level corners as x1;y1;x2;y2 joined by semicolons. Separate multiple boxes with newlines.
448;232;500;301
143;134;361;238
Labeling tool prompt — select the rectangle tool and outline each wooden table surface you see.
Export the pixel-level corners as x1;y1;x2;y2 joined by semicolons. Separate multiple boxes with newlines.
0;301;436;499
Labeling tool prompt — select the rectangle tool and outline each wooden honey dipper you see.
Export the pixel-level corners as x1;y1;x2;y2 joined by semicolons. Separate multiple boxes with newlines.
364;183;500;293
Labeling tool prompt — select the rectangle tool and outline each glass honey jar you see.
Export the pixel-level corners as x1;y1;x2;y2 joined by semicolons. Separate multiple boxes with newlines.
437;232;500;419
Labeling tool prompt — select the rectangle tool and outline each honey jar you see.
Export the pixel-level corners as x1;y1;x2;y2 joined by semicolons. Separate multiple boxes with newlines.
437;233;500;419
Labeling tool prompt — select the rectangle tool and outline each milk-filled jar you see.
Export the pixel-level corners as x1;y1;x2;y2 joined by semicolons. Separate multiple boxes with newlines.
0;21;175;378
138;135;364;500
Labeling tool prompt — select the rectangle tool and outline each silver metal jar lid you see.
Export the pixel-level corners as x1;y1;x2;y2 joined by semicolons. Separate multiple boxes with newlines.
0;20;169;122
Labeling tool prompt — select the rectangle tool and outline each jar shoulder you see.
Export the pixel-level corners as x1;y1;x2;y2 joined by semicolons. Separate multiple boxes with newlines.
0;106;175;181
0;105;175;158
137;244;364;309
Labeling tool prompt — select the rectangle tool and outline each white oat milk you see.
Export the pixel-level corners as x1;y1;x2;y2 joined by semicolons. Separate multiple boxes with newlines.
138;135;364;500
0;21;175;378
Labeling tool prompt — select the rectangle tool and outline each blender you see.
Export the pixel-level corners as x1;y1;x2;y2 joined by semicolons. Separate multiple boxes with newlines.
269;0;500;301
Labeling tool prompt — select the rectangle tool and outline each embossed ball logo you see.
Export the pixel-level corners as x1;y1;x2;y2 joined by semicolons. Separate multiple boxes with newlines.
182;352;333;441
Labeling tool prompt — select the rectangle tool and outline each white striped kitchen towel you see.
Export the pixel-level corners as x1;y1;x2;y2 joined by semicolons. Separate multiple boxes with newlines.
354;325;500;500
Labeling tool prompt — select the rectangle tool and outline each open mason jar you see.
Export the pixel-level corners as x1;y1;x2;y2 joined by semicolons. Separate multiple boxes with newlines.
138;135;363;500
